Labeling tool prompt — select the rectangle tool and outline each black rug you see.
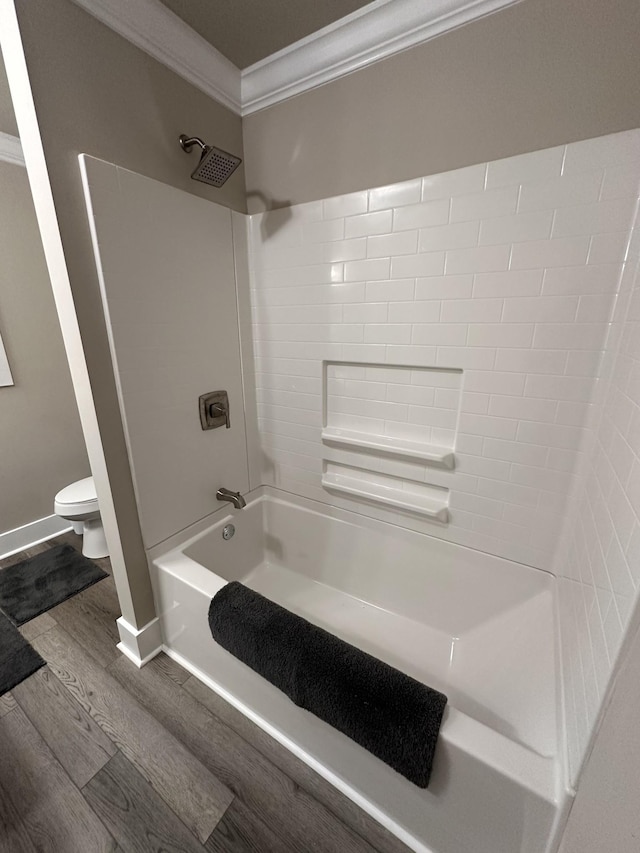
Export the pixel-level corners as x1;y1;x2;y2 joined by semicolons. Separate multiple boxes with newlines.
0;543;108;626
0;611;45;695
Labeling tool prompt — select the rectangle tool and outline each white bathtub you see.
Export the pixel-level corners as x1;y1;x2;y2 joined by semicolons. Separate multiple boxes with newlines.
149;486;568;853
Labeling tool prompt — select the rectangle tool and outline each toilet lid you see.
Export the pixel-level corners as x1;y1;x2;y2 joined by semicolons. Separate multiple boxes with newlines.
55;476;97;506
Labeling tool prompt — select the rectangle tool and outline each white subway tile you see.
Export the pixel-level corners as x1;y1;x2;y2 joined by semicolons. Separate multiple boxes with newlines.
533;322;608;350
415;274;474;300
344;257;391;281
556;401;595;427
385;383;435;405
440;297;503;323
486;146;564;188
525;374;597;403
465;370;526;395
367;230;418;258
345;209;393;238
599;167;640;201
477;479;540;507
466;323;534;348
410;369;462;388
576;293;615;323
543;264;622;295
421;163;486;200
479;210;554;246
419;221;479;252
302;218;345;243
436;346;496;369
391;252;445;278
385;345;438;366
457;454;511;481
446;244;511;274
459;391;490;414
388;301;440;323
510;236;590;269
368;179;422;211
449;491;505;518
473;269;543;298
323;191;368;219
365;278;415;301
459;413;518;439
490;395;558;422
518;172;603;212
412;324;468;346
392;199;450;231
451;186;518;223
328;394;408;421
364;324;412;344
552;197;638;239
343;303;388;324
341;343;388;362
494;348;567;374
483;438;549;466
517;421;584;449
328;377;386;400
254;304;343;325
408;405;457;428
257;263;344;288
502;295;578;323
563;130;640;175
588;232;630;265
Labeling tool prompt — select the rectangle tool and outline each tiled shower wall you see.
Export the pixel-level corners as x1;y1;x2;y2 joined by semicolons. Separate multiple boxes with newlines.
248;129;640;573
556;194;640;787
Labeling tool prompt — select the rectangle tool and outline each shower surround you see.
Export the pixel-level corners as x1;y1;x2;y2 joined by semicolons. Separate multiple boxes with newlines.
80;128;640;853
247;128;640;795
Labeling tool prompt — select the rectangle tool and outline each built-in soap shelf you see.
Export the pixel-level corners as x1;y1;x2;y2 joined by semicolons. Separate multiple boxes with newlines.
322;462;450;522
321;426;455;469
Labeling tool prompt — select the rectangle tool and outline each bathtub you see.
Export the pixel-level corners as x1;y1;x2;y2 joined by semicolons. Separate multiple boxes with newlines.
149;486;568;853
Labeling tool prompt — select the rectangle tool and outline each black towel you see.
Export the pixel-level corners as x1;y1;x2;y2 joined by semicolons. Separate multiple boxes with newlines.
208;581;447;787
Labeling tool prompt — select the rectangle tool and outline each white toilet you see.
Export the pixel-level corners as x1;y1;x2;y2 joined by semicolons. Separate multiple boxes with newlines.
54;476;109;559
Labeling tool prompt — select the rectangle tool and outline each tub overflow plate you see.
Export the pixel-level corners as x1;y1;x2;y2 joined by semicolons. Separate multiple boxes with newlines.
222;524;235;541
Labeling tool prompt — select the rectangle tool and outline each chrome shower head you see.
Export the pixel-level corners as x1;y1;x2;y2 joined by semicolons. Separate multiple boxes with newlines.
179;134;242;187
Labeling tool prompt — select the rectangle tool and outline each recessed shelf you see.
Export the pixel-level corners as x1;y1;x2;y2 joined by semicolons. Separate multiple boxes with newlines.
321;427;455;468
322;466;449;522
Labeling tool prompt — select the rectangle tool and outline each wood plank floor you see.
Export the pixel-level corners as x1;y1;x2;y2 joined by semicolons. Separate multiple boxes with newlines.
0;533;412;853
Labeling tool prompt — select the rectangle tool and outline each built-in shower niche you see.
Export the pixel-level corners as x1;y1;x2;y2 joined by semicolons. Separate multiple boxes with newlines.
321;362;461;519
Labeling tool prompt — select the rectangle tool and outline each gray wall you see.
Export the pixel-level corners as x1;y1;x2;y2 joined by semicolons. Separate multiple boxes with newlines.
243;0;640;212
0;61;89;536
13;0;246;623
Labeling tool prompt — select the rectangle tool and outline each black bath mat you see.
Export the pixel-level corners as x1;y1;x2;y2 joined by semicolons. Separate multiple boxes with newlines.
0;611;45;696
209;581;448;788
0;544;108;626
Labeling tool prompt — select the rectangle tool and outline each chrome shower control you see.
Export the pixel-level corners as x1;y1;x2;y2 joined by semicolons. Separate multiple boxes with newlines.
222;524;235;540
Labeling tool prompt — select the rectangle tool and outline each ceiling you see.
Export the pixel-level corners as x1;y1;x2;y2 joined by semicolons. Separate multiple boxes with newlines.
157;0;376;69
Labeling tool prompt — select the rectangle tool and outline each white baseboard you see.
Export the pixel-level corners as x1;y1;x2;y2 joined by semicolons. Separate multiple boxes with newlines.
0;514;72;560
116;615;163;667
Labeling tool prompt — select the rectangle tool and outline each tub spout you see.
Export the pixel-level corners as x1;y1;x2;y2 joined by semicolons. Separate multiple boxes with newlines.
216;487;246;509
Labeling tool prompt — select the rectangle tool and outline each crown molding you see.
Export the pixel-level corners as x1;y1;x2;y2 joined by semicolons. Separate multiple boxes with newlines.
0;130;24;166
241;0;522;114
70;0;522;117
69;0;242;114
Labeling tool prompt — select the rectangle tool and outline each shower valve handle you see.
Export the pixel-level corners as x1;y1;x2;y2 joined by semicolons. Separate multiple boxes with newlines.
208;402;230;428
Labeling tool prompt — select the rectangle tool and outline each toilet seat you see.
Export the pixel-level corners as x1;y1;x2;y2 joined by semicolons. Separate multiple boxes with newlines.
54;476;99;518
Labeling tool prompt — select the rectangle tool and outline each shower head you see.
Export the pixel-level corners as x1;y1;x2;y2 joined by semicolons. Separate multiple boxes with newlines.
179;134;242;187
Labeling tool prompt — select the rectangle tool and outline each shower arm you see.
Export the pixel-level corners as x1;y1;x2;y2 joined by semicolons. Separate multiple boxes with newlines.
179;135;208;154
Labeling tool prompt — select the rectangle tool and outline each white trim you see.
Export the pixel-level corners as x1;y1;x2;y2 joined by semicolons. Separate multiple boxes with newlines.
0;0;140;628
116;615;163;667
69;0;242;114
0;130;24;166
69;0;522;116
0;514;72;560
241;0;523;114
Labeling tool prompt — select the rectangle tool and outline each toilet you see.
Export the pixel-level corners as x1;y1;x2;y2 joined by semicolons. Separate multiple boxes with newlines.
54;476;109;559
